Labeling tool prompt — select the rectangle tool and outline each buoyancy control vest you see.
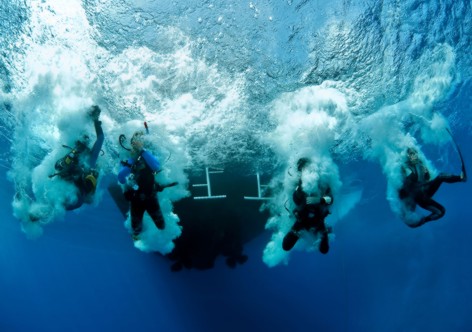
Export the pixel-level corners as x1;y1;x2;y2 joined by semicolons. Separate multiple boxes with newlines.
127;155;156;197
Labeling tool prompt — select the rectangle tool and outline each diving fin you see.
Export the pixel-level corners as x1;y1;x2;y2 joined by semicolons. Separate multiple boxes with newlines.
108;183;129;218
447;128;467;182
459;148;467;182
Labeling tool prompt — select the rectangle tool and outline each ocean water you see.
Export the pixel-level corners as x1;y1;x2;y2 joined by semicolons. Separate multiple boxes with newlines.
1;0;471;331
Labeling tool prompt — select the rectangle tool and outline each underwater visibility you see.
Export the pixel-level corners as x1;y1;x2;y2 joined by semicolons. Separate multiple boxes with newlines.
1;0;471;331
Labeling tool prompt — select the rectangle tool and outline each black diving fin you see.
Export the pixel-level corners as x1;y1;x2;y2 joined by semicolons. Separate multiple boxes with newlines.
447;128;467;182
108;183;129;218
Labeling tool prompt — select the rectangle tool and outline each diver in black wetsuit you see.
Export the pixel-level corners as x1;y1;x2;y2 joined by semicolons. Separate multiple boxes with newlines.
50;105;104;210
399;147;466;227
282;158;333;254
118;131;165;240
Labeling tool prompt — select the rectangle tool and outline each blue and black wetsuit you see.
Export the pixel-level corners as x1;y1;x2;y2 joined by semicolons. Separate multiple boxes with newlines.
118;149;165;236
59;119;104;211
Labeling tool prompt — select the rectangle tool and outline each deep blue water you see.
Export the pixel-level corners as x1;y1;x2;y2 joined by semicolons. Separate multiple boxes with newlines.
1;158;471;332
1;0;472;331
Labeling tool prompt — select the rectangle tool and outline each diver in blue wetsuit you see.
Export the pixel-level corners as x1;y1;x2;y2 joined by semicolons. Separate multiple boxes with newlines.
118;131;165;240
51;105;104;210
399;147;466;227
282;158;333;254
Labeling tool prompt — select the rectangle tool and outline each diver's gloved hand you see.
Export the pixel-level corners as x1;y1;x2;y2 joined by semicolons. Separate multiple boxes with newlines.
321;196;332;205
89;105;101;121
306;196;331;205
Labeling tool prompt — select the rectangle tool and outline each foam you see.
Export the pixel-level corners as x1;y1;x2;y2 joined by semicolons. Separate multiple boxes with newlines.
100;43;249;167
1;0;461;260
262;85;359;267
360;44;457;226
4;0;203;251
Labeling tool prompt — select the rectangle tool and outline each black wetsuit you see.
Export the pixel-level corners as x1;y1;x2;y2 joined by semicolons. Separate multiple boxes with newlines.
400;161;462;227
282;182;332;254
119;151;165;236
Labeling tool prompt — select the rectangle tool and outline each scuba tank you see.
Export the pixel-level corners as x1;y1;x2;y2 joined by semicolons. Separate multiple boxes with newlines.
82;169;99;194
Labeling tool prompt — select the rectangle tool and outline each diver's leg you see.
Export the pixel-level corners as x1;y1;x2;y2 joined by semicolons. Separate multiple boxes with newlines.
130;200;146;236
417;198;445;223
319;231;329;254
437;173;463;184
424;173;462;197
64;193;84;211
146;195;165;230
282;221;303;251
89;120;104;168
282;230;299;251
316;221;330;254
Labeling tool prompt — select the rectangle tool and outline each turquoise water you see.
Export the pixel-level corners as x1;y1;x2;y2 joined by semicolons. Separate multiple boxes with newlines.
1;0;471;331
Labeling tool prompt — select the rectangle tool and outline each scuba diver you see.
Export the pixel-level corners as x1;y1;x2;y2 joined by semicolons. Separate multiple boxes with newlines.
48;105;104;211
282;157;333;254
117;131;166;240
398;146;467;227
